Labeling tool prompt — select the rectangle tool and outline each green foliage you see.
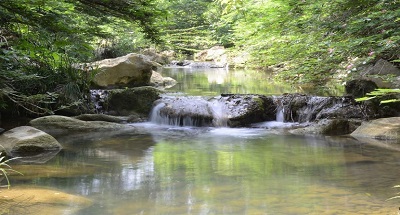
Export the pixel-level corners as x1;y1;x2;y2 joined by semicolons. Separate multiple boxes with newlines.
214;0;400;85
355;88;400;104
0;0;162;116
155;0;218;55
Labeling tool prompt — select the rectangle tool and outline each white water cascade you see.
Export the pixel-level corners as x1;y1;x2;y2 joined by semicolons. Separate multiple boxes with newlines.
149;97;230;127
209;100;228;127
276;107;285;122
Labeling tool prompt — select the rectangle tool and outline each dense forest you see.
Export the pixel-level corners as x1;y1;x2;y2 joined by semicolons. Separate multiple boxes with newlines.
1;0;399;116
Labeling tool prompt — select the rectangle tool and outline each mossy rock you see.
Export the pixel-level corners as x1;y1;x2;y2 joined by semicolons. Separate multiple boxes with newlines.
105;86;163;116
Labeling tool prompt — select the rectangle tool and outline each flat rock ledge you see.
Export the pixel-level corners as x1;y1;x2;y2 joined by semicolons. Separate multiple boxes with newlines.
29;115;136;137
351;117;400;140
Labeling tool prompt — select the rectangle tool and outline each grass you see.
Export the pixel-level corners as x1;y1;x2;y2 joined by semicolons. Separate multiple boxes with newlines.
0;150;22;189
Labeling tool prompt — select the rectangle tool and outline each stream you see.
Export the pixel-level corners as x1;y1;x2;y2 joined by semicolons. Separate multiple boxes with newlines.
6;68;400;214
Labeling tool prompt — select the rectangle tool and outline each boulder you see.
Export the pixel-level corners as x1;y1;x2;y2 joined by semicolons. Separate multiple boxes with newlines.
74;114;125;123
82;53;161;88
105;86;162;116
289;119;362;136
345;79;378;98
141;48;174;65
0;126;62;155
194;46;228;68
217;94;276;127
360;59;400;88
151;96;214;127
275;94;365;123
150;94;275;127
351;117;400;140
29;115;134;137
150;71;177;89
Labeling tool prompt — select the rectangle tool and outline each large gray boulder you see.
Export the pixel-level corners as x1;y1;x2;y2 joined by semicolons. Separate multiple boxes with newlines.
351;117;400;140
84;53;161;88
29;115;134;136
0;126;62;155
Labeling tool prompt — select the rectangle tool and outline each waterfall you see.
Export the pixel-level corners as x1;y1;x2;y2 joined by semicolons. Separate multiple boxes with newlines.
272;96;285;122
276;107;284;122
149;97;214;127
209;100;228;127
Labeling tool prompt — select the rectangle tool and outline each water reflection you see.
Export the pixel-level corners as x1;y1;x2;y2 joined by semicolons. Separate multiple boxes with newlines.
8;125;400;214
161;67;344;96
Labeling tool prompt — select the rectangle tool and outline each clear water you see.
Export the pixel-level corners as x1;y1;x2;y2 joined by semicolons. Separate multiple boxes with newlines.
161;67;344;96
8;124;400;214
4;68;399;214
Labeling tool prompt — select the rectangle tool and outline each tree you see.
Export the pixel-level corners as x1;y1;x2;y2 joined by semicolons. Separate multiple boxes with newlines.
0;0;162;116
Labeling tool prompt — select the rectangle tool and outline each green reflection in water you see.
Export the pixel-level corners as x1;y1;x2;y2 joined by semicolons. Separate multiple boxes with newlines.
133;134;396;215
162;68;344;96
8;129;400;215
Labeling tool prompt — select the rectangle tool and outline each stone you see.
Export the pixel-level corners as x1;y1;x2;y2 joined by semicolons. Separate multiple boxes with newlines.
217;94;275;127
105;86;162;116
80;53;161;88
141;48;174;65
74;114;125;123
194;46;228;68
29;115;134;137
275;94;365;123
151;96;214;127
151;94;275;127
360;59;400;88
150;71;177;89
0;187;92;215
351;117;400;140
289;119;362;136
0;126;62;155
345;79;378;98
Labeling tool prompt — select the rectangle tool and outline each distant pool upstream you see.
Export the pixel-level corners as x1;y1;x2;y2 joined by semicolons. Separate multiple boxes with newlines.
7;68;400;214
160;67;344;96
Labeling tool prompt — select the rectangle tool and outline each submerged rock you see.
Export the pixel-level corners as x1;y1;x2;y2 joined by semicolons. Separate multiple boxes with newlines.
0;187;92;215
0;126;62;156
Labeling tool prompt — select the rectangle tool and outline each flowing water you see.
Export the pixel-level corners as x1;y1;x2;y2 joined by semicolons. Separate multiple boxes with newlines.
4;68;400;214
